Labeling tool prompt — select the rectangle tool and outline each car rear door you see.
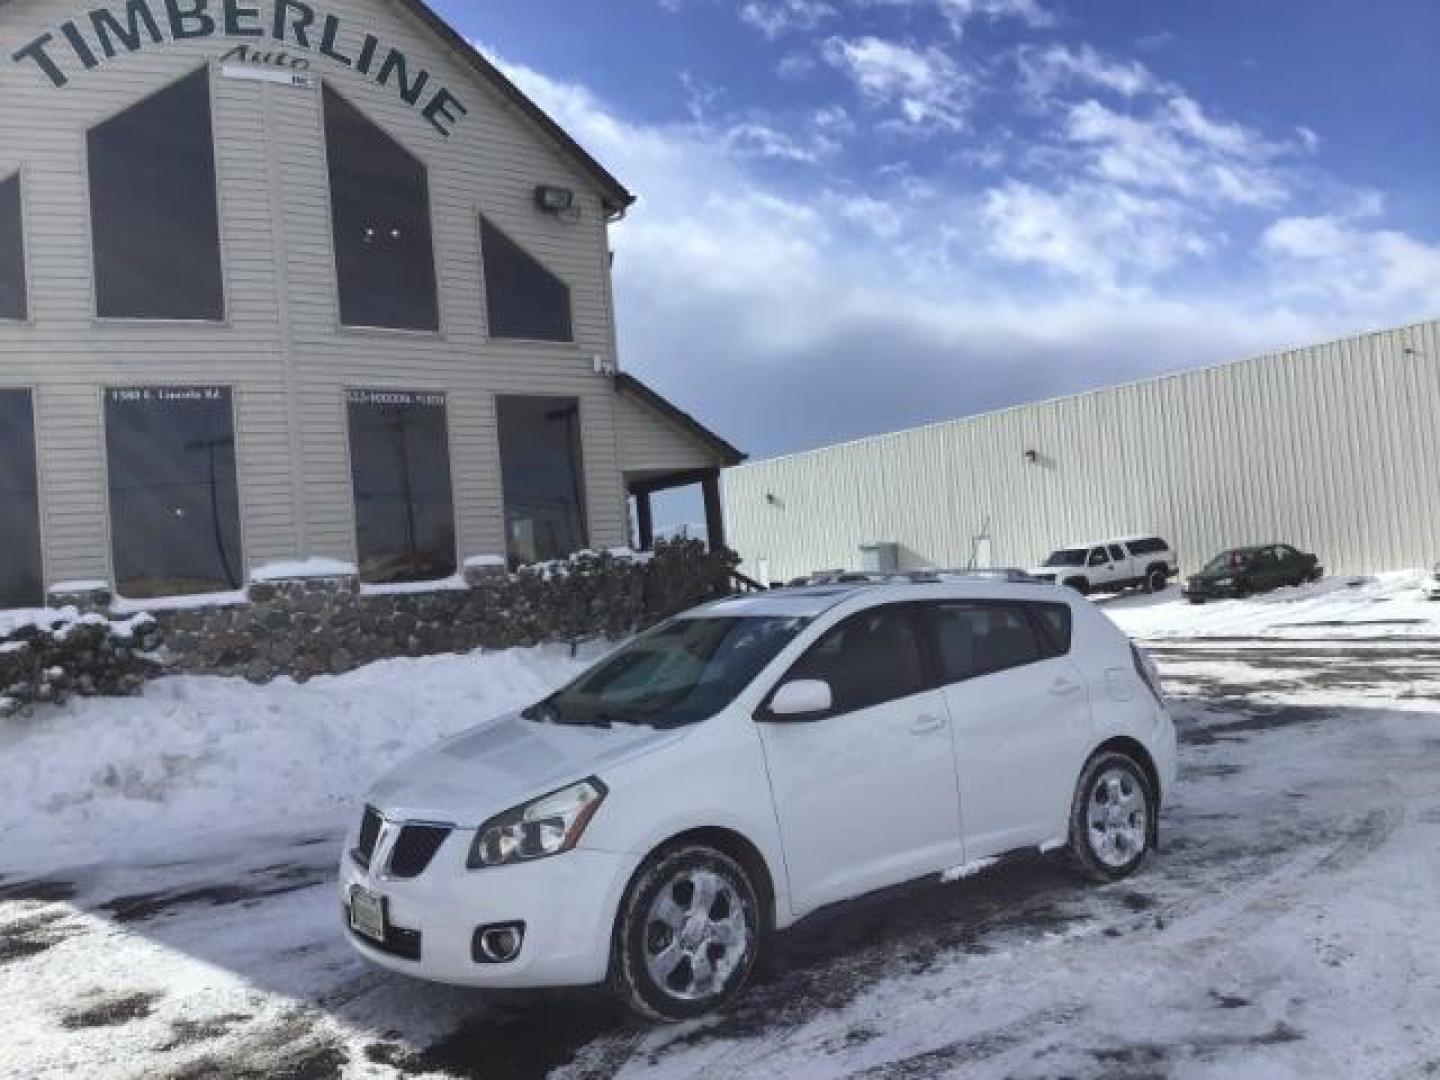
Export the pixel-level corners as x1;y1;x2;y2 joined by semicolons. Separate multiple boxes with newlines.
921;600;1093;856
756;604;964;914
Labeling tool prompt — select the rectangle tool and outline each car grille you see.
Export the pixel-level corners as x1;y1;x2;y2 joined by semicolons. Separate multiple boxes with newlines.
387;824;452;879
352;806;383;869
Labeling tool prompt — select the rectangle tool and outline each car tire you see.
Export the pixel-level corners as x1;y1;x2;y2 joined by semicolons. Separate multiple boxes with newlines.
1187;596;1204;605
1233;580;1253;599
1064;576;1090;595
1145;567;1168;593
610;844;763;1022
1068;751;1155;883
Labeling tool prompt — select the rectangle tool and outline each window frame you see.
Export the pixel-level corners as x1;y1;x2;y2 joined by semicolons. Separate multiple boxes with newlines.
320;82;443;337
0;385;46;607
83;65;229;326
476;211;575;345
763;602;935;721
918;599;1068;687
100;382;247;599
0;168;33;325
341;385;459;585
493;392;591;567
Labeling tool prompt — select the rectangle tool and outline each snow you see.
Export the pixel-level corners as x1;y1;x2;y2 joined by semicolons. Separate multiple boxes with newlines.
360;574;470;596
46;580;109;594
1101;569;1440;640
111;590;248;615
0;643;600;877
249;557;357;582
463;554;507;570
5;588;1440;1078
0;607;154;642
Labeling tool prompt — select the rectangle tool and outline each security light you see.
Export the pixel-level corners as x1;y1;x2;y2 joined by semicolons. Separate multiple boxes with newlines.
534;185;575;213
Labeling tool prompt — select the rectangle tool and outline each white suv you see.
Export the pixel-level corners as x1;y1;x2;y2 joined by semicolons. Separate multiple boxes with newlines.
1030;535;1178;595
341;581;1177;1020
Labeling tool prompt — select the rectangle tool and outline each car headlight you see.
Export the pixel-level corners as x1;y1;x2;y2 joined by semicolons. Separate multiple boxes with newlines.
467;778;607;869
1214;577;1233;586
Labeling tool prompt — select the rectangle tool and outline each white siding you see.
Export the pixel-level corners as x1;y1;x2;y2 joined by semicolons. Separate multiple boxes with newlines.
0;0;694;588
724;319;1440;580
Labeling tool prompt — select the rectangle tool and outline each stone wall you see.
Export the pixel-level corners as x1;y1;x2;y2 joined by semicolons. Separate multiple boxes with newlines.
0;541;741;713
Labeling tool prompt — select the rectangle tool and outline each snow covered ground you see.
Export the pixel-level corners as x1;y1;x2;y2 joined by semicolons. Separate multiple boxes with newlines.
1101;569;1440;641
4;596;1440;1079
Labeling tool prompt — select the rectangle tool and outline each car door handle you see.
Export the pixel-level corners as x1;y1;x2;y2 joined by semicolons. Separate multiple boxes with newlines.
1050;678;1083;697
911;714;947;735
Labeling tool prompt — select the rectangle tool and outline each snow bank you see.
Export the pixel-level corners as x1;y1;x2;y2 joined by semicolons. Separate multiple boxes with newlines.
1102;570;1440;640
250;557;357;582
0;643;601;875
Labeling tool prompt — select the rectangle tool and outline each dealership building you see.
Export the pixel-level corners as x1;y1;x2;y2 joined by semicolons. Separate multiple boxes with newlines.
723;319;1440;584
0;0;742;608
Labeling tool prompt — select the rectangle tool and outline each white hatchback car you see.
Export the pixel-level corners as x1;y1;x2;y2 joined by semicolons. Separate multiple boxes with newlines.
341;581;1177;1020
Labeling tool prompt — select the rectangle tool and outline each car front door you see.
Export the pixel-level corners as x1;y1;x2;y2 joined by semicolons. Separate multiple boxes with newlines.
756;604;963;914
1087;546;1111;585
921;600;1093;856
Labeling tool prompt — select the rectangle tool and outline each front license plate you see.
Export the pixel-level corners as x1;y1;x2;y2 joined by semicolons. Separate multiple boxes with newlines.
349;886;387;943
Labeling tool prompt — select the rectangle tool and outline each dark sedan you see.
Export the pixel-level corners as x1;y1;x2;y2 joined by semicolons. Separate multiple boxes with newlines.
1183;544;1323;603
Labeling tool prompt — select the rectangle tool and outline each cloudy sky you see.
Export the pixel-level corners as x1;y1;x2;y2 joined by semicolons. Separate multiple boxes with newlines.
440;0;1440;465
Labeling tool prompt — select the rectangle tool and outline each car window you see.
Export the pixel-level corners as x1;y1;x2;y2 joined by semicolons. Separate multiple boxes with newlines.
785;606;926;715
1029;603;1072;657
1088;548;1108;567
1126;537;1166;556
1108;544;1126;562
922;602;1048;682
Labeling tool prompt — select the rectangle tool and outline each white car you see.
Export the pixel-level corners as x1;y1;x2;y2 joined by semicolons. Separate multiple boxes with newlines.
1029;535;1178;595
341;581;1177;1020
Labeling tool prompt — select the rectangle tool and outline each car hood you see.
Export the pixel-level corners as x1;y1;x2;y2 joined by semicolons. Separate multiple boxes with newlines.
366;710;691;826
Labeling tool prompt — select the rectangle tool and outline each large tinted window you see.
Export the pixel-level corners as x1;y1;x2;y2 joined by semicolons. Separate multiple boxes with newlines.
347;390;456;584
924;602;1048;682
88;68;223;320
0;175;26;321
480;216;573;342
105;387;242;598
786;606;926;715
497;395;588;566
1126;537;1167;556
0;390;43;607
324;85;439;331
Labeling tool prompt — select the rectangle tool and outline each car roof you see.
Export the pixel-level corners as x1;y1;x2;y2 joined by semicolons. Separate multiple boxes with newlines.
689;580;1076;619
1059;534;1167;548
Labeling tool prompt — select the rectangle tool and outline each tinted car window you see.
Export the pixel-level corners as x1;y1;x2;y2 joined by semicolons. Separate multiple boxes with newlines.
1030;602;1072;657
786;606;926;715
924;602;1048;681
1108;544;1126;562
1088;548;1108;567
1126;537;1167;556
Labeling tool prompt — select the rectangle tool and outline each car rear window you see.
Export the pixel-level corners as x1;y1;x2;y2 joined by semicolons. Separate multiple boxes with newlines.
1125;537;1168;556
1029;602;1072;657
922;601;1067;682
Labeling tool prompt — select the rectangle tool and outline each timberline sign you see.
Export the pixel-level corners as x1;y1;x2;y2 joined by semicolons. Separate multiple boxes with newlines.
10;0;469;137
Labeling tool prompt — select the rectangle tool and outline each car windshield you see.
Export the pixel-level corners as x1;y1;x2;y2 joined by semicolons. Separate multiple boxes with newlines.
1204;550;1253;573
1045;548;1088;567
525;615;810;729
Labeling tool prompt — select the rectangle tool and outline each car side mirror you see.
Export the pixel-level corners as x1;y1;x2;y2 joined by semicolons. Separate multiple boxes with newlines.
761;679;833;722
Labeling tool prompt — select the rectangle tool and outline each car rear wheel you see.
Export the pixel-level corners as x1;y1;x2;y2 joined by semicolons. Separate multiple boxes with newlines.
1069;752;1154;882
611;844;762;1021
1145;567;1168;593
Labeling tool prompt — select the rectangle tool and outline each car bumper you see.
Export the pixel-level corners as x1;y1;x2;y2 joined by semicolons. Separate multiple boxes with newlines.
339;837;624;988
1182;582;1239;600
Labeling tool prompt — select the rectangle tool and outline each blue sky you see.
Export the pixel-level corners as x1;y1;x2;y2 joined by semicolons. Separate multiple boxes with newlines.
437;0;1440;474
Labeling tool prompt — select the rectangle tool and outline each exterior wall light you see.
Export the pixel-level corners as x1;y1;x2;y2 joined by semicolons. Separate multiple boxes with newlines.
535;185;575;213
1024;449;1039;464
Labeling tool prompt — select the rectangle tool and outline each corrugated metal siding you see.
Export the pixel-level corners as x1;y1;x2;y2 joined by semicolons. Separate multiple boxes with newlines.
724;319;1440;581
0;0;681;587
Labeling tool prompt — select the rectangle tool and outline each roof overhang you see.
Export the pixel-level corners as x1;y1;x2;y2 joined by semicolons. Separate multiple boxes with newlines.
615;372;746;469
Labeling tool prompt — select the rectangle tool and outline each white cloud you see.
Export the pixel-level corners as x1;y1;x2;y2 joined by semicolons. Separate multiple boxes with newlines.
1063;97;1291;208
823;36;973;131
739;0;838;38
1017;43;1165;101
1262;216;1440;314
982;180;1209;286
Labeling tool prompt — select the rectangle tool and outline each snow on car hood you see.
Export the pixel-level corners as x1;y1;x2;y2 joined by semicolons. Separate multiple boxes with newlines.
365;710;688;825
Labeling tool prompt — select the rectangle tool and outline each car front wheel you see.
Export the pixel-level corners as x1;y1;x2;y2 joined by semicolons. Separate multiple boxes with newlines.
611;844;762;1021
1069;752;1155;882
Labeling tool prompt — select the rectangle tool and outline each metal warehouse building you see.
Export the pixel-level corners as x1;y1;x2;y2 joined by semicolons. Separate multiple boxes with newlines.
0;0;741;608
723;318;1440;584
